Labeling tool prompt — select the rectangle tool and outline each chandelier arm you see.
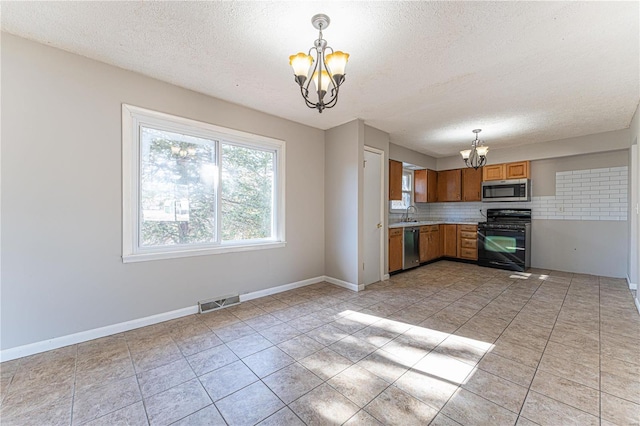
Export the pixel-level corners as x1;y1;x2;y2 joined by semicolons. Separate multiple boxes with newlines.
323;90;340;109
299;86;317;109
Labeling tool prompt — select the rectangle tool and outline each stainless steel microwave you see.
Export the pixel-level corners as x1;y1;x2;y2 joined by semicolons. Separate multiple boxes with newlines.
482;179;530;202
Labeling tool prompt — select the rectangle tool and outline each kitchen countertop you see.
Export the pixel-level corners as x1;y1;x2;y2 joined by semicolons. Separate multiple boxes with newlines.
388;221;479;228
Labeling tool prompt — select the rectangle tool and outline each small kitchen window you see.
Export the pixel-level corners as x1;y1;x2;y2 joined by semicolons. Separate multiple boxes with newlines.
122;104;286;262
391;169;413;211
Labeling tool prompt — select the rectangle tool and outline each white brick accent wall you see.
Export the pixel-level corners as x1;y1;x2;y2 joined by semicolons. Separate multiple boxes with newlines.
391;166;628;223
549;166;628;221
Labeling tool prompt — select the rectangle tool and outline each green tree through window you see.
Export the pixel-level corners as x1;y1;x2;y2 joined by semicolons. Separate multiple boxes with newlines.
139;127;275;248
122;104;284;262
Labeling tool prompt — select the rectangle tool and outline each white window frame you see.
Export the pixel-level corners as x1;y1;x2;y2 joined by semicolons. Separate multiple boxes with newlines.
122;104;286;263
390;169;414;212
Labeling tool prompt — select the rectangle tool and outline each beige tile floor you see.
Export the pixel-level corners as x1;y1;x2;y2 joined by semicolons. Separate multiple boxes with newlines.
1;261;639;425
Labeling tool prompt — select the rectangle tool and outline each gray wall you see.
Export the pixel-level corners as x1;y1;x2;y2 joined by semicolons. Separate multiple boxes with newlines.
531;150;629;196
325;120;361;285
1;34;326;350
389;143;437;169
530;220;628;277
436;128;630;171
529;150;629;277
629;103;640;294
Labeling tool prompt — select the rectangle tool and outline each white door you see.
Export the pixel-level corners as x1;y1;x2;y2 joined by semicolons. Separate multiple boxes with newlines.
363;148;383;286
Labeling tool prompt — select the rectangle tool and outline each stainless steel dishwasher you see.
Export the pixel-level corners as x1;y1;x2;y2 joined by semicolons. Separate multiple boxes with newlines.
403;227;420;270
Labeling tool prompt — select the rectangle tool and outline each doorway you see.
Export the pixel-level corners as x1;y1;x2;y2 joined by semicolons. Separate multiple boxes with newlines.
363;147;384;286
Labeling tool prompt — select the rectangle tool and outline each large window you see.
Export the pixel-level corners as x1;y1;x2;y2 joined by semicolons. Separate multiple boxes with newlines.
391;169;413;211
123;105;285;262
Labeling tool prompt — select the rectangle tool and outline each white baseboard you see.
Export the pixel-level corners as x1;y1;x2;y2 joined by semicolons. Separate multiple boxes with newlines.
382;274;390;281
324;276;363;292
626;274;638;290
0;305;198;362
240;276;325;301
0;275;326;362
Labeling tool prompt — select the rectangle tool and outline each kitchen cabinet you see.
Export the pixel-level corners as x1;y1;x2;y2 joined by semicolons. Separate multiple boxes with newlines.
415;169;438;203
457;224;478;260
389;159;403;201
428;225;441;260
482;164;506;181
462;167;482;201
415;170;427;203
419;225;440;262
441;224;458;257
437;169;462;202
483;161;530;181
427;170;438;202
506;161;530;179
389;228;403;272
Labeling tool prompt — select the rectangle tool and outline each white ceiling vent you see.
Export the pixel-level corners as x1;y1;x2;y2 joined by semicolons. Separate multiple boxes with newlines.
198;295;240;314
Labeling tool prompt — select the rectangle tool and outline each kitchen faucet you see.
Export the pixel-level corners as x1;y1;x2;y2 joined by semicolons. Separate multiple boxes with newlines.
404;205;418;222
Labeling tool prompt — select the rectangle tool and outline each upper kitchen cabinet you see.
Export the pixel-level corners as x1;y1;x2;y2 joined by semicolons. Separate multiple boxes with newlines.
462;167;482;201
437;169;462;202
505;161;530;179
414;169;438;203
482;164;506;181
483;161;530;181
389;159;403;200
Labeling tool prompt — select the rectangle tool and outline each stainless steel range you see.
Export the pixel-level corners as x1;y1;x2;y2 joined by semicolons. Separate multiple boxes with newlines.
478;208;531;272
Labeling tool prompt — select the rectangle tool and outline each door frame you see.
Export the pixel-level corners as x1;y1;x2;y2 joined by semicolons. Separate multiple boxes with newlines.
364;145;386;284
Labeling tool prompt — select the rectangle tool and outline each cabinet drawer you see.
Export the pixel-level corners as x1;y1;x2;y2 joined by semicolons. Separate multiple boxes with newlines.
389;228;403;237
458;225;477;232
420;226;429;234
459;231;477;240
459;247;478;260
460;238;477;249
427;225;439;232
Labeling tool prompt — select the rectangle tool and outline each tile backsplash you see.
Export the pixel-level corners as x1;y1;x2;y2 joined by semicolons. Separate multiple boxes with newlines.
390;166;628;223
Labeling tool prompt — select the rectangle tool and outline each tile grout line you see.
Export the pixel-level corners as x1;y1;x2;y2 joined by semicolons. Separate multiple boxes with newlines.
598;276;602;426
123;332;153;426
513;276;608;423
69;344;79;426
425;274;548;424
514;277;570;422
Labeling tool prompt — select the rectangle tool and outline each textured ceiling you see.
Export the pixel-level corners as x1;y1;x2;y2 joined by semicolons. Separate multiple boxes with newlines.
2;1;638;157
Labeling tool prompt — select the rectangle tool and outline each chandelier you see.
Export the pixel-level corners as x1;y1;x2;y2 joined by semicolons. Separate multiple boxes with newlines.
289;14;349;113
460;129;489;169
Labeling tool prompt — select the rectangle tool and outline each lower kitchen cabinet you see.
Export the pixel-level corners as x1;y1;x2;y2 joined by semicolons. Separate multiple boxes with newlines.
389;228;403;272
392;223;477;273
419;225;440;262
441;224;458;257
457;224;478;260
428;226;441;260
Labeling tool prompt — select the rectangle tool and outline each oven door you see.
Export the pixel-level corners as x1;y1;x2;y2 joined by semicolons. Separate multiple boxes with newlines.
478;227;526;271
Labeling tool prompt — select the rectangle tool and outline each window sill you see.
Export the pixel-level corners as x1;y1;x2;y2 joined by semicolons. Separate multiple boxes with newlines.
122;241;286;263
